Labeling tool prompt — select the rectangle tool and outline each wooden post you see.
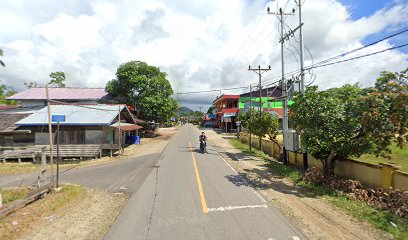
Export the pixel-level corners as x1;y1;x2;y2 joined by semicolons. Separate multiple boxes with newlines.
45;85;54;186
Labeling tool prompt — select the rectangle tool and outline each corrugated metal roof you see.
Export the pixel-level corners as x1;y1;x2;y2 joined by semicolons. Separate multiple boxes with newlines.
16;105;126;126
7;88;110;100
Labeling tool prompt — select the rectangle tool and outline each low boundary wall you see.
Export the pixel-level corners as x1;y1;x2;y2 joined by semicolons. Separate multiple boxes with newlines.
239;133;407;190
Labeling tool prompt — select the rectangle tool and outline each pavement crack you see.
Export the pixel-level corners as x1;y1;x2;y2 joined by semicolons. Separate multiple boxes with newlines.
144;141;170;240
144;159;162;240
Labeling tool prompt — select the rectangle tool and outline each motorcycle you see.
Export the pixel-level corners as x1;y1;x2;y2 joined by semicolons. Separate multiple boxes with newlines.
199;140;207;154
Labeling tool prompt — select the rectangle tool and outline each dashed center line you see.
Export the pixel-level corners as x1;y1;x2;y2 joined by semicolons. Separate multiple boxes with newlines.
208;204;268;212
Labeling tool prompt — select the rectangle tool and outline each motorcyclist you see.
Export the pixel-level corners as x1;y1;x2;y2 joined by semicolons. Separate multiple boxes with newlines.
199;132;207;153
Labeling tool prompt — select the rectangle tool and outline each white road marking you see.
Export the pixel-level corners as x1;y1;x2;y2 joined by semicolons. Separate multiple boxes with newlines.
207;204;268;212
219;155;266;203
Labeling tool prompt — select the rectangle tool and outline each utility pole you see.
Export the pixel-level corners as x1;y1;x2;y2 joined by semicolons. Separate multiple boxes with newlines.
177;92;180;125
249;65;271;149
297;0;305;93
249;84;252;152
45;85;54;186
198;106;203;113
268;7;294;165
296;0;308;170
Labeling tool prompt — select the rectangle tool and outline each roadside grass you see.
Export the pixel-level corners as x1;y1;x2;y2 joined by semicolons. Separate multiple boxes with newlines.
231;137;408;240
0;184;85;240
1;187;31;206
354;143;408;172
0;162;79;175
230;138;302;182
0;163;37;175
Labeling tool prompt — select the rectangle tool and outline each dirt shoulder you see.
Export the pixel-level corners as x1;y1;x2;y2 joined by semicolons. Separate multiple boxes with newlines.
204;129;389;240
0;185;127;240
23;188;127;240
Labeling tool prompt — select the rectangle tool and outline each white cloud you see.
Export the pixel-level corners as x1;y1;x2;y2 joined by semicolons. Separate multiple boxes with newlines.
0;0;407;111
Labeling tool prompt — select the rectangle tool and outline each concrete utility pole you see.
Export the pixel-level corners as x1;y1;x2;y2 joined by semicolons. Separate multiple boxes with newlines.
198;106;203;113
297;0;305;93
268;7;294;165
249;84;252;152
295;0;308;170
45;84;54;186
177;92;180;125
248;65;271;149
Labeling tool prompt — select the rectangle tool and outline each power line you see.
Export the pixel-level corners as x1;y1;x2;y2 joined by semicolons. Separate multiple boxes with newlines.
175;86;247;95
263;28;408;84
308;43;408;69
311;27;408;68
177;33;408;98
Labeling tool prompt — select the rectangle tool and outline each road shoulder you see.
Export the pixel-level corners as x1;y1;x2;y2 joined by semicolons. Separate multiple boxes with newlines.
204;129;388;240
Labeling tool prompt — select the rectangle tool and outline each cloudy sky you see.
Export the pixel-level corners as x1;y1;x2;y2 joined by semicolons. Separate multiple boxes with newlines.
0;0;407;111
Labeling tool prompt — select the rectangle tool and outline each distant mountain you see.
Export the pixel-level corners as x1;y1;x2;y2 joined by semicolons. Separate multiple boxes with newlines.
177;106;194;117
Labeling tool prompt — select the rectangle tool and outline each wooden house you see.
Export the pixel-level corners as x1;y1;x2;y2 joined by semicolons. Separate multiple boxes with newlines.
0;104;142;160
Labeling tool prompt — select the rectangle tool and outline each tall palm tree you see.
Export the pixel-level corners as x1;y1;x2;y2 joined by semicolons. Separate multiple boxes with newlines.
0;49;5;67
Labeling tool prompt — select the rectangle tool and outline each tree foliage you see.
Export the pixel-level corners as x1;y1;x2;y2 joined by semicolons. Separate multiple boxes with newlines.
290;70;407;177
0;85;16;105
291;85;368;176
49;71;66;87
207;106;216;114
0;49;5;67
364;68;407;149
24;81;39;88
106;61;177;122
239;109;279;140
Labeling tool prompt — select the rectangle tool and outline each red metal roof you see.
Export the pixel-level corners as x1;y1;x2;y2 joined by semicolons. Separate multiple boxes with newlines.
7;88;109;100
265;108;283;119
213;94;240;104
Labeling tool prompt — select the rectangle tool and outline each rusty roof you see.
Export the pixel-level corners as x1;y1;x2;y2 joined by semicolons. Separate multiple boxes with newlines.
0;113;31;131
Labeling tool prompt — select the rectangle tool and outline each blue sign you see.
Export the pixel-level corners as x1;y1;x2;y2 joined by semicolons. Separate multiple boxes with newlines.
52;115;66;122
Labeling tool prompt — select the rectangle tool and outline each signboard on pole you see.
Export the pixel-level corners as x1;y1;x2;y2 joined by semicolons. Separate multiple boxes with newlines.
52;115;66;122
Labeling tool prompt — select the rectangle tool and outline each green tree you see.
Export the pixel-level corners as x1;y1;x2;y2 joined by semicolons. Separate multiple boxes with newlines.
239;109;279;148
106;61;177;122
0;85;17;105
0;49;5;67
355;68;407;159
140;95;178;123
24;81;39;88
290;84;399;177
49;71;66;87
207;106;216;114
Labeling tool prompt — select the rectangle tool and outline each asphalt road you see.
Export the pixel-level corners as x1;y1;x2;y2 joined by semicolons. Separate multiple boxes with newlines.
105;124;306;240
2;153;161;195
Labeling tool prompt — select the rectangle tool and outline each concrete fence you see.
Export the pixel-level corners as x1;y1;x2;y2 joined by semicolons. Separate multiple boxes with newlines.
239;133;408;190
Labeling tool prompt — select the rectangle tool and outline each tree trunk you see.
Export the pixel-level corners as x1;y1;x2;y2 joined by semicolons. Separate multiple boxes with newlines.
323;149;337;178
259;136;262;150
